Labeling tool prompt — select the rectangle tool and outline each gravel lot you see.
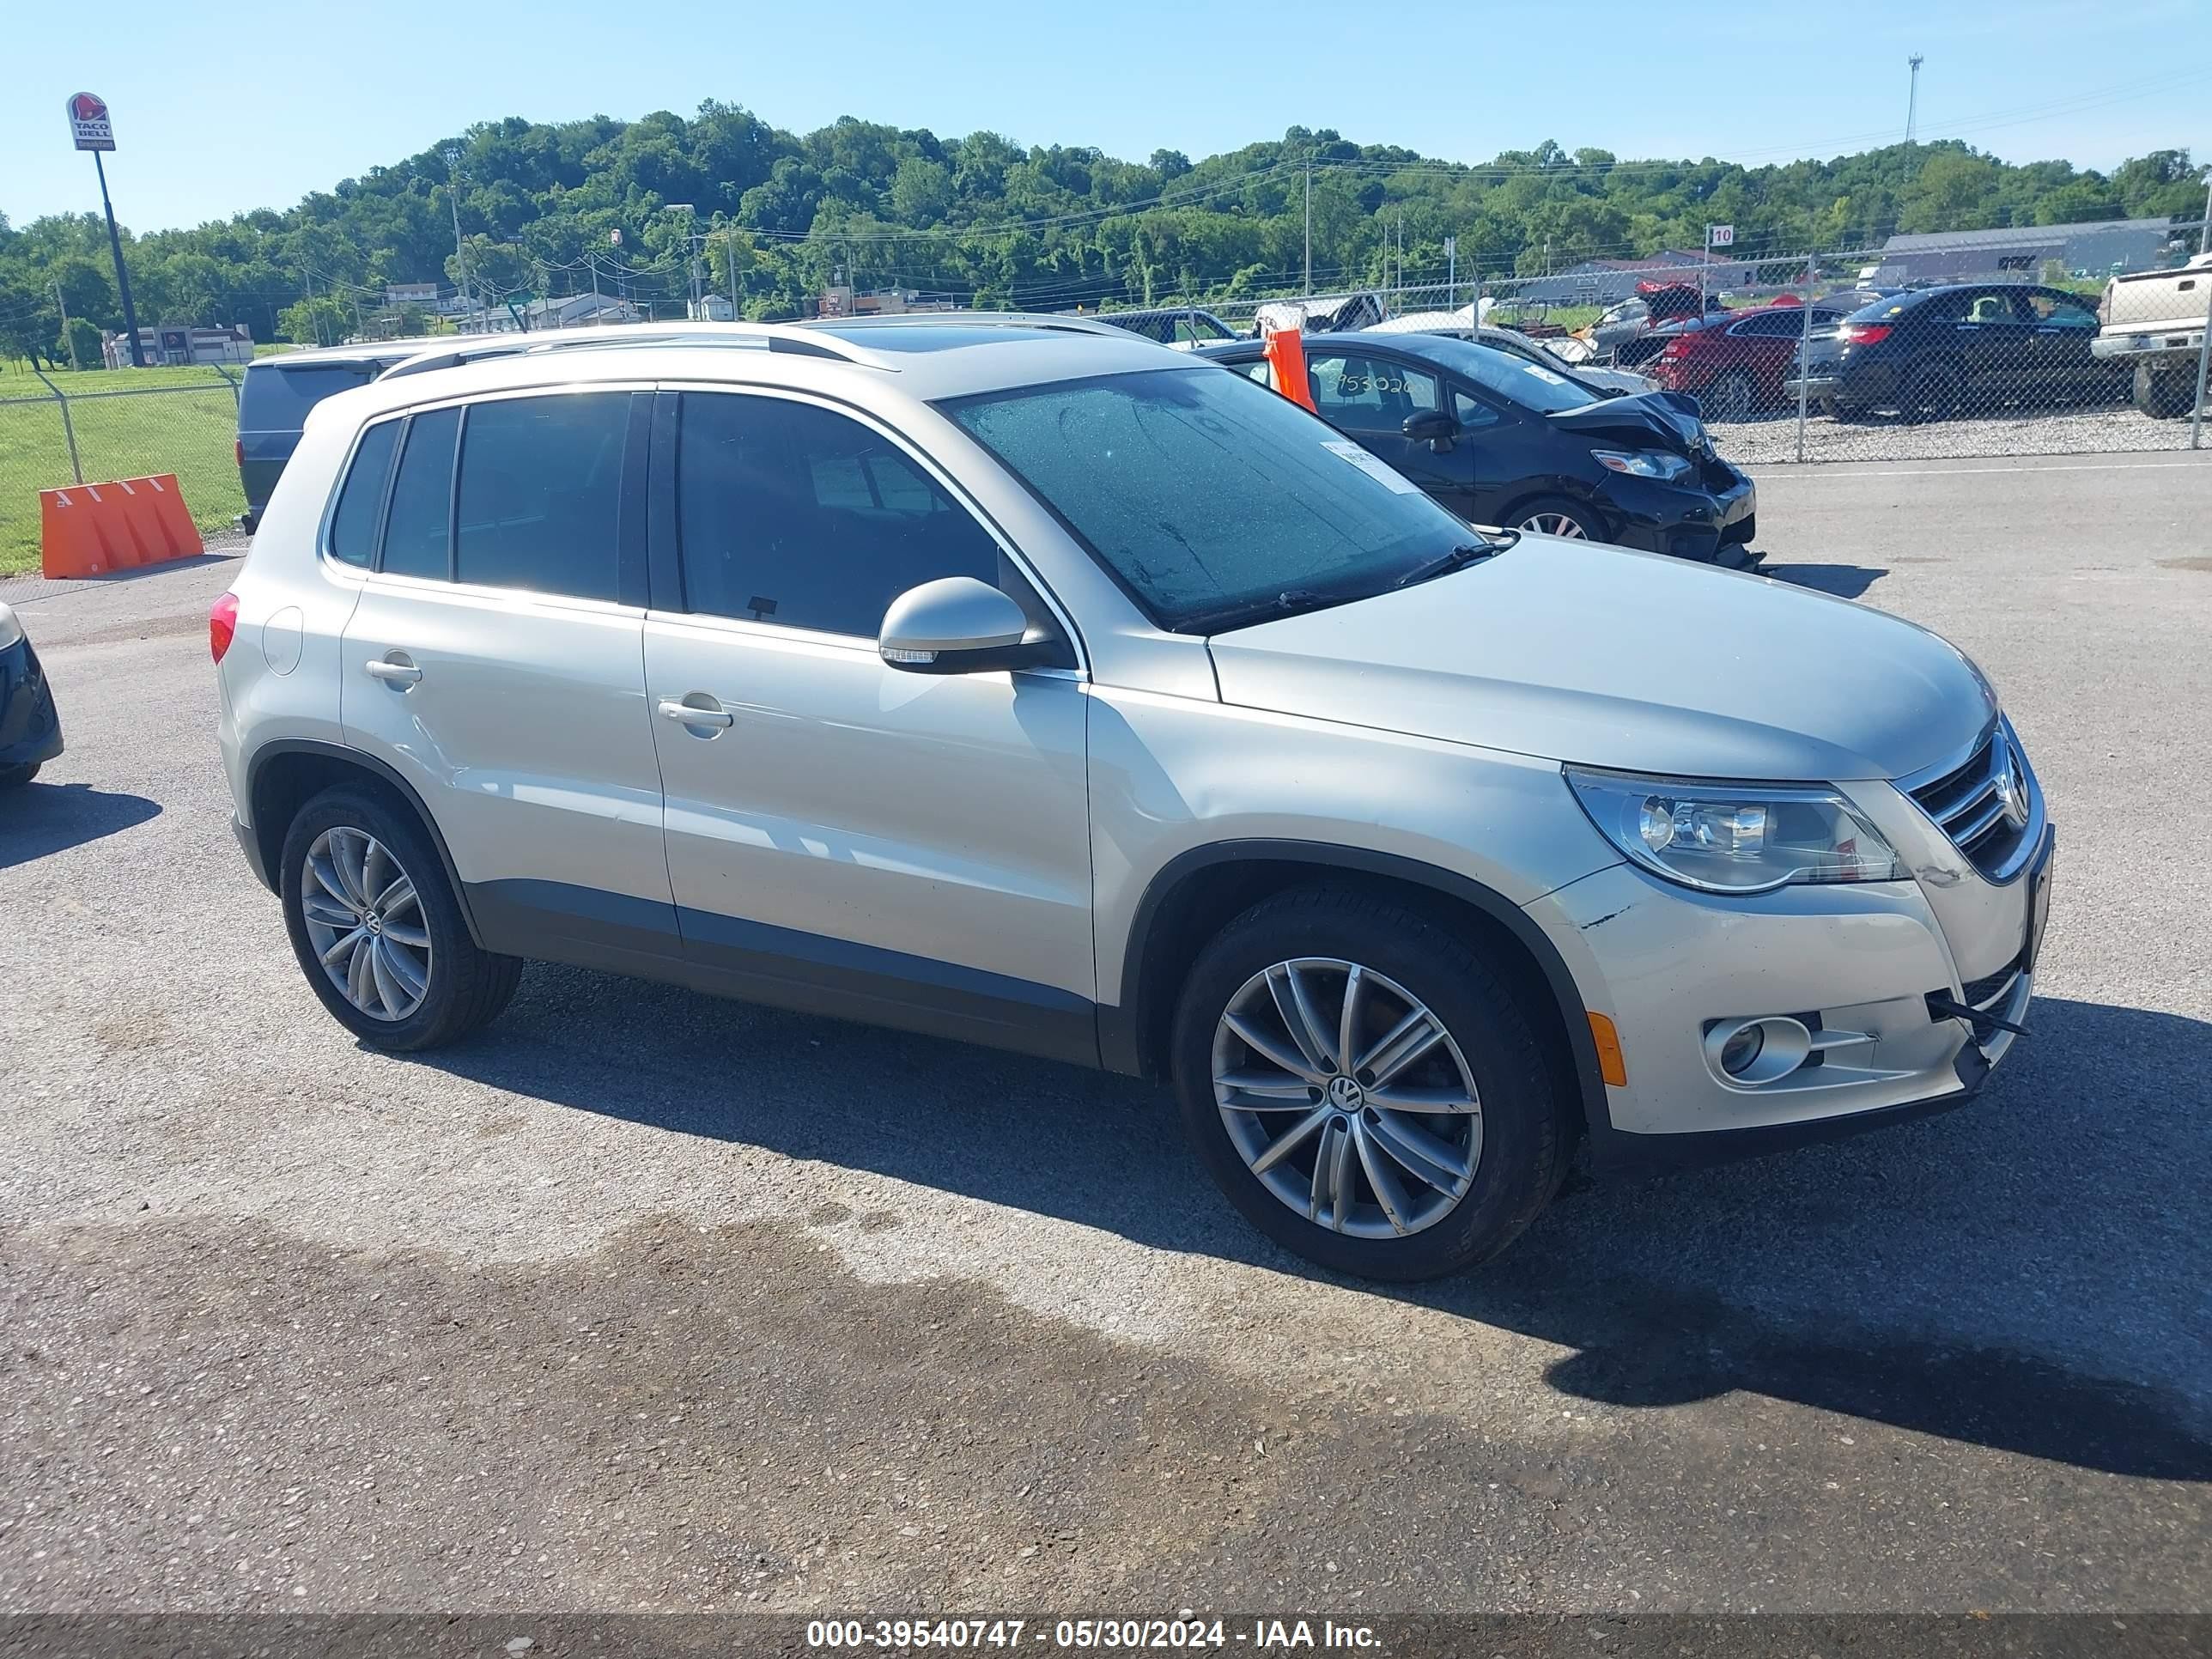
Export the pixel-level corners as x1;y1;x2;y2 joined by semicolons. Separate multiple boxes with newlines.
3;457;2209;1622
1711;402;2206;466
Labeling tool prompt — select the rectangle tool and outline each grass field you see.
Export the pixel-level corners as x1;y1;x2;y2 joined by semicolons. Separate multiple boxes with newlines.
0;364;243;575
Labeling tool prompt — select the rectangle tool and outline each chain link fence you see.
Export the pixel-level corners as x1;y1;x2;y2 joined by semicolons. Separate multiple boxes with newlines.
1137;217;2212;467
0;365;245;575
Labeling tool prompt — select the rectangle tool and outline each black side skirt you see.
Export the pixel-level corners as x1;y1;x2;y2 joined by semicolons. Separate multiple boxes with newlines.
466;878;1100;1068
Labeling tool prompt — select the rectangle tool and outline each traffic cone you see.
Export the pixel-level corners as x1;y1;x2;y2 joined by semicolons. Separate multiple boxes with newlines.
1263;322;1316;414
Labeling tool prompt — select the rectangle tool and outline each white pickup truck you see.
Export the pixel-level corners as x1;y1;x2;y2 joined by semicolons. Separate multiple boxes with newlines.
2094;252;2211;417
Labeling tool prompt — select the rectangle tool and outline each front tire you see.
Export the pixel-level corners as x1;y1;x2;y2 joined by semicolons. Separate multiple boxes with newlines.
278;784;521;1051
0;762;40;791
1515;495;1601;543
1706;368;1757;422
1170;886;1569;1280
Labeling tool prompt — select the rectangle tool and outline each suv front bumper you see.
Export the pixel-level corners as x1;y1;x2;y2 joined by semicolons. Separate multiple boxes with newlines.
1526;788;2052;1176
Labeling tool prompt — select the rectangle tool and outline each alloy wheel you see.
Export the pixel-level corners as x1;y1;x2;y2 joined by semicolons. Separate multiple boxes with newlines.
300;826;432;1022
1520;512;1589;539
1211;957;1483;1239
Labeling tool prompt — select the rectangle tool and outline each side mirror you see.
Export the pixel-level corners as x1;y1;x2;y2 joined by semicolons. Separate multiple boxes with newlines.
878;577;1046;676
1401;409;1459;451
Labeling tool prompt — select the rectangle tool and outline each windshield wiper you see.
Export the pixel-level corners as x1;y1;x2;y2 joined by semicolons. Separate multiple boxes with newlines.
1392;533;1517;591
1186;587;1346;634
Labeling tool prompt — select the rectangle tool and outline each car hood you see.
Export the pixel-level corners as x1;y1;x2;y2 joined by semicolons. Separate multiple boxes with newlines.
1206;540;1995;781
1545;390;1708;453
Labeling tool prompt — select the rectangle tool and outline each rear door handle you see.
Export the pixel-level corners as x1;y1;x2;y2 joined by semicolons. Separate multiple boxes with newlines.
658;696;734;729
365;657;422;686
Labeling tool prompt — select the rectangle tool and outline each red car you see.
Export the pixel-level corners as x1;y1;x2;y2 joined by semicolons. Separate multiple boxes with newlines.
1645;298;1860;421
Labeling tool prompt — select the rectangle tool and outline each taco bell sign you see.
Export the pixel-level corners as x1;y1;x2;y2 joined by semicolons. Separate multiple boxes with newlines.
68;92;116;151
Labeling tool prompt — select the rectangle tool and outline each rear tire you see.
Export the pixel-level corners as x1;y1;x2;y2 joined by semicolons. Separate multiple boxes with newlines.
0;762;40;791
1170;885;1569;1281
278;783;522;1051
1901;361;1963;422
2134;362;2195;419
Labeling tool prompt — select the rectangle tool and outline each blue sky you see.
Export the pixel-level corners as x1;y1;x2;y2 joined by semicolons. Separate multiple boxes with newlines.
5;0;2206;234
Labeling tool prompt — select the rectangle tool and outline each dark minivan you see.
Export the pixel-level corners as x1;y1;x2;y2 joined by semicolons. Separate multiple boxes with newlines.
235;339;462;529
1199;331;1758;563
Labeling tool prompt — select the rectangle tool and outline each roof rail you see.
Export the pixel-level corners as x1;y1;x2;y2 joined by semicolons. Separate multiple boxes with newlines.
377;321;865;381
799;310;1129;339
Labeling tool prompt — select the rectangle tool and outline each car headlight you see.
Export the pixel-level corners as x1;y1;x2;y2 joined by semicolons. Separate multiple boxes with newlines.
0;603;21;652
1590;447;1692;483
1566;769;1904;895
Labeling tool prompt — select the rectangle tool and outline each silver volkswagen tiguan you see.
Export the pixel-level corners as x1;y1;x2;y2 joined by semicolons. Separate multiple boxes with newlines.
212;316;2053;1279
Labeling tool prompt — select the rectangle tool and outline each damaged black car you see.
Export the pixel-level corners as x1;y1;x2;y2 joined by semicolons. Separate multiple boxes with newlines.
1198;331;1759;566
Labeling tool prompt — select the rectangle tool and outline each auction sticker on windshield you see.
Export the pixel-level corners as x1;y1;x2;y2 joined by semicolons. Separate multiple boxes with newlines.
1522;363;1569;386
1322;438;1422;494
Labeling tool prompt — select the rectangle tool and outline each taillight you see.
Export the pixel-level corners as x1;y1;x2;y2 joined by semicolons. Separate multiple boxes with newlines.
234;438;244;470
1839;324;1892;346
210;592;240;663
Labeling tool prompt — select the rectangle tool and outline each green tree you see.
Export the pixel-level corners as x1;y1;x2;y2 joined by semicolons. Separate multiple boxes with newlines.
277;295;349;346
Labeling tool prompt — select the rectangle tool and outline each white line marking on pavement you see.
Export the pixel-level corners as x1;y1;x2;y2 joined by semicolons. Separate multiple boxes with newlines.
1752;459;2212;480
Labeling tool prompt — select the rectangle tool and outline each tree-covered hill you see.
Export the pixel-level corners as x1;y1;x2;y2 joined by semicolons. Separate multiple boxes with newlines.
1;106;2202;358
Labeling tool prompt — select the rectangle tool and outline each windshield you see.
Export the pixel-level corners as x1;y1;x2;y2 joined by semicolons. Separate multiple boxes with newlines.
943;368;1486;632
1407;336;1601;414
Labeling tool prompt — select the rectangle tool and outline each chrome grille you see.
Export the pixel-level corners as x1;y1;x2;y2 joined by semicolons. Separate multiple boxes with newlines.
1907;718;2038;880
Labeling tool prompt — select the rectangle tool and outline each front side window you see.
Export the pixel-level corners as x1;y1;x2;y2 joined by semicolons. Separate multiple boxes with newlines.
327;419;399;568
2024;292;2096;328
945;367;1481;633
675;392;1001;636
454;393;629;602
1308;354;1442;433
380;406;459;580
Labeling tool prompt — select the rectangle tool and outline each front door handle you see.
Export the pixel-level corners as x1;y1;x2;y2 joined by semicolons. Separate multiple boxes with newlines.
658;696;734;729
365;656;422;686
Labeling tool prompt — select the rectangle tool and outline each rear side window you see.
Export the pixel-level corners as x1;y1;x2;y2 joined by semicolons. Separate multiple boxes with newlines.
380;406;459;580
326;420;399;568
675;392;1000;636
239;364;376;430
455;394;629;602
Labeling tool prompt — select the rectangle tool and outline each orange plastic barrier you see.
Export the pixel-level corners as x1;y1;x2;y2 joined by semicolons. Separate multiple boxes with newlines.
1263;322;1316;413
39;472;203;579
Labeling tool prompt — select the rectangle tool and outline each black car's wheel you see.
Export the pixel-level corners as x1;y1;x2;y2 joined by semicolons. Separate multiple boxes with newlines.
0;762;40;790
1170;885;1570;1281
2134;363;2195;419
1514;496;1601;542
278;783;522;1051
1901;361;1964;422
1705;368;1757;422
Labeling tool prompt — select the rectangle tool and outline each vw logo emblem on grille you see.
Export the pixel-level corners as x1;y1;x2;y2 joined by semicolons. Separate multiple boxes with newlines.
1993;741;2029;833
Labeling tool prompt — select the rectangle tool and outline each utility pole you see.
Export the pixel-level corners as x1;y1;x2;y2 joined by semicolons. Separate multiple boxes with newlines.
1905;55;1924;144
1304;159;1312;297
2200;168;2210;255
443;146;472;331
727;226;742;319
53;281;80;369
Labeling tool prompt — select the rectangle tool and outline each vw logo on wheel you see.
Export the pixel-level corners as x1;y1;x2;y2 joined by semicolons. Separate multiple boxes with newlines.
1327;1075;1364;1110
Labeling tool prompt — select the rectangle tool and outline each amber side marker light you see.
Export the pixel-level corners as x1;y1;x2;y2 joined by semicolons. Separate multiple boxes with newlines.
1587;1012;1628;1087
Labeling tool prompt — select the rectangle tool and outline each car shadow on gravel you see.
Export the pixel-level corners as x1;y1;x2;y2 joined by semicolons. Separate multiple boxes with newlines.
419;977;2212;1480
0;779;161;868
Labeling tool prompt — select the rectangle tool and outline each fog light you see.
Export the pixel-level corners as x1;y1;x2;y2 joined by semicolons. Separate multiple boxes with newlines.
1718;1024;1765;1077
1703;1016;1814;1086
